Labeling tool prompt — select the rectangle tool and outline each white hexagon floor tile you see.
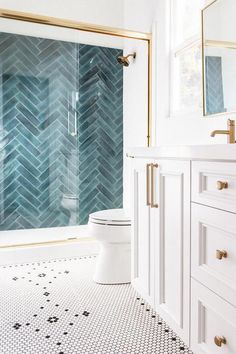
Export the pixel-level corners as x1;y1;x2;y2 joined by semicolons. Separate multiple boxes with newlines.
0;256;192;354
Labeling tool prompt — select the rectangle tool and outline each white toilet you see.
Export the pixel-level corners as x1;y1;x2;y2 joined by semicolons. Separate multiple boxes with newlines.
88;209;131;284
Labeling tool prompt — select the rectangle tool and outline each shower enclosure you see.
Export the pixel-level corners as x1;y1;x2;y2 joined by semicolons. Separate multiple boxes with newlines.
0;12;150;240
0;32;123;230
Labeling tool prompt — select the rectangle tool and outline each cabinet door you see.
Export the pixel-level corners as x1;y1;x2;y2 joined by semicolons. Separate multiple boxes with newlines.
131;158;155;306
191;279;236;354
191;203;236;307
154;160;191;344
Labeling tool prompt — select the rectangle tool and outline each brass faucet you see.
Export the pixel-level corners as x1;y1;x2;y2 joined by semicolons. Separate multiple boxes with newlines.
211;119;236;144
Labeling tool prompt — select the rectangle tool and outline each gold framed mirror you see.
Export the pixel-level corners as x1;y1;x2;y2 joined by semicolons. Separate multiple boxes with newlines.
202;0;236;116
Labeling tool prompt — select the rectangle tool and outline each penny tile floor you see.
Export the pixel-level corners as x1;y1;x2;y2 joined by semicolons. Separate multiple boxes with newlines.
0;256;192;354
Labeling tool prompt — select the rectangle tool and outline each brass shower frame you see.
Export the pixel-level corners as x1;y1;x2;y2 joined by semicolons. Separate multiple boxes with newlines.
0;9;152;249
0;9;152;146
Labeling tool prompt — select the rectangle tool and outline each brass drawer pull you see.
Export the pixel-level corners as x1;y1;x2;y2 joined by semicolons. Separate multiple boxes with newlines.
216;250;228;260
214;336;226;347
151;163;159;208
146;164;151;206
217;181;228;190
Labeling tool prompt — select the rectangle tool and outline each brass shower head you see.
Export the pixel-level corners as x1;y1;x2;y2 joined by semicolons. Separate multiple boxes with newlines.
117;52;136;67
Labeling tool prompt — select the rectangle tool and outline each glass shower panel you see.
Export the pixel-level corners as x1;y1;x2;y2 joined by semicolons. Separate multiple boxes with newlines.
0;32;79;230
77;44;123;224
0;27;124;231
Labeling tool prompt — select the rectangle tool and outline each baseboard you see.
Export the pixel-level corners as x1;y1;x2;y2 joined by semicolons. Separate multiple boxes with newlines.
0;238;99;266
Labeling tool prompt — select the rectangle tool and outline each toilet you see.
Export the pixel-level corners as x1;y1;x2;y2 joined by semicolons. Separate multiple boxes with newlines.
88;209;131;284
61;194;78;225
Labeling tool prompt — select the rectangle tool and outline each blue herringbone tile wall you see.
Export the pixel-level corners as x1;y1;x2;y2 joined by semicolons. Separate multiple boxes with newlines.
205;56;225;115
78;44;123;224
0;32;123;230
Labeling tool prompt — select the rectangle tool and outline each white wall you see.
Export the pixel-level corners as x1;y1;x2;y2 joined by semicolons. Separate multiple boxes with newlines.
205;0;236;42
124;0;236;146
124;0;156;33
0;0;124;28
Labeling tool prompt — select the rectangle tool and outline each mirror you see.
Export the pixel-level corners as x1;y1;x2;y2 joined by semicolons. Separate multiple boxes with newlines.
202;0;236;116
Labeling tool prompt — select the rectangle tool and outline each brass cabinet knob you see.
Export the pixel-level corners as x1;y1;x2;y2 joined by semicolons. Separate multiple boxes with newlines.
217;181;228;190
216;250;228;260
214;336;226;347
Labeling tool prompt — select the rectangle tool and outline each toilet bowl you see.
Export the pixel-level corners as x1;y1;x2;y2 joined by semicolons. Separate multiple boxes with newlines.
88;209;131;284
61;194;78;225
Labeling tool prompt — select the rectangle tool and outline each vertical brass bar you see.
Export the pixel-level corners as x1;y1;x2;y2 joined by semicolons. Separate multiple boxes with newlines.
201;6;206;116
151;163;159;208
147;38;152;147
146;163;151;206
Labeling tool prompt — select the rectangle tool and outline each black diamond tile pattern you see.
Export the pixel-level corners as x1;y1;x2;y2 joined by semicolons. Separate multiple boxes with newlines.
0;256;192;354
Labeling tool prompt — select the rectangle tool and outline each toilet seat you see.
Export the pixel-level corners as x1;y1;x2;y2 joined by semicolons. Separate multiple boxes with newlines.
63;194;78;200
89;209;131;226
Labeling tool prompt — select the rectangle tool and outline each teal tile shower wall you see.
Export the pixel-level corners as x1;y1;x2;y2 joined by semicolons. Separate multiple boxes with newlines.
205;56;225;115
0;33;123;230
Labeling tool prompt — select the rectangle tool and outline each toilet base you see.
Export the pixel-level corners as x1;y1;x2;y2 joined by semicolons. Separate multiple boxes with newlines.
94;242;131;284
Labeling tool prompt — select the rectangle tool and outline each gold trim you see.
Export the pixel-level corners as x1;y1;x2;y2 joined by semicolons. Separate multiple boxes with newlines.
201;4;206;116
0;9;151;41
150;163;158;208
0;9;152;145
147;39;152;146
205;39;236;50
0;237;95;249
201;0;218;12
201;0;236;117
146;163;151;206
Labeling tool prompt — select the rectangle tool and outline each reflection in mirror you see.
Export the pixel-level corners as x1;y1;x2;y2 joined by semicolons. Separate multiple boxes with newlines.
202;0;236;116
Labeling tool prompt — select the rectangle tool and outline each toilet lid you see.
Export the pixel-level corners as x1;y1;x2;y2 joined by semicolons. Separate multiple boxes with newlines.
89;209;131;225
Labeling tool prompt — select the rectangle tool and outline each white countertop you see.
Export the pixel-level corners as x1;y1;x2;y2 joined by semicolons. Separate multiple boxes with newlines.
126;145;236;162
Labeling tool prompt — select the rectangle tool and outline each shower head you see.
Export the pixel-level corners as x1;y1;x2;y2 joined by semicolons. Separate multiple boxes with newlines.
117;52;136;67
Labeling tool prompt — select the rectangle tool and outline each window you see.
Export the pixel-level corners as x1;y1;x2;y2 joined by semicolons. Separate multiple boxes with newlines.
170;0;206;117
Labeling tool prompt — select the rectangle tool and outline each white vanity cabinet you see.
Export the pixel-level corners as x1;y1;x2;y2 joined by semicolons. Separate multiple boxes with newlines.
131;158;156;306
130;157;191;343
128;146;236;354
191;160;236;354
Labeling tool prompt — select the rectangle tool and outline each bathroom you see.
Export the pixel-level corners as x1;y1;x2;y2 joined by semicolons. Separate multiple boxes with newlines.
0;0;235;353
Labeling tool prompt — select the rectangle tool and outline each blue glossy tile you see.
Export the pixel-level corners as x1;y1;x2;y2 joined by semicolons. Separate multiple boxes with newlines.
0;33;123;230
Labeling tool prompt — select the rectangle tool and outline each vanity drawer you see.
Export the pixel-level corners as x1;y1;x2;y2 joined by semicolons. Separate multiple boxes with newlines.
192;161;236;213
191;279;236;354
191;203;236;307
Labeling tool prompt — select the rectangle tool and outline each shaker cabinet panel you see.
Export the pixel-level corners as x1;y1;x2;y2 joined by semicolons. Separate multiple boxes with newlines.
130;157;190;343
154;160;191;344
192;161;236;213
191;203;236;307
131;158;156;306
191;279;236;354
